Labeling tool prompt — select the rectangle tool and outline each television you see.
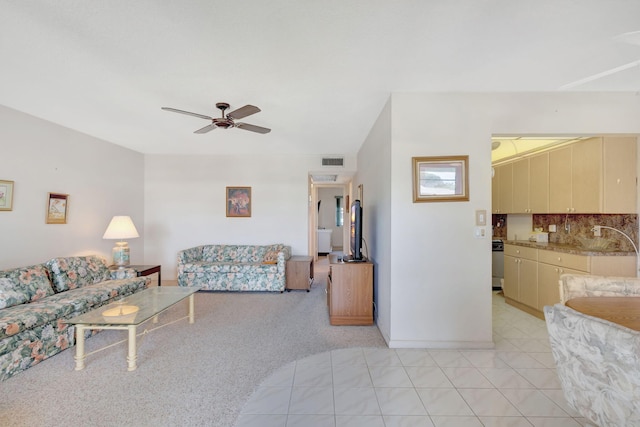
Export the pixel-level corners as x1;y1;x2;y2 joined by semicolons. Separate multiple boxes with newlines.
348;199;364;261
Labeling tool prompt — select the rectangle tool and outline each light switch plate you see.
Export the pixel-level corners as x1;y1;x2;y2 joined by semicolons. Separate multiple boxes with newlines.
475;209;487;226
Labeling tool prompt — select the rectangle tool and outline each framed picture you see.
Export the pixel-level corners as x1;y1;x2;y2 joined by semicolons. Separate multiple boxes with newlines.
46;193;69;224
226;187;251;217
412;155;469;202
0;180;14;211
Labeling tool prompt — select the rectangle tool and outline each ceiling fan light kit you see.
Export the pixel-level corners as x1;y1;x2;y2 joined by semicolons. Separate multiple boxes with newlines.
162;102;271;134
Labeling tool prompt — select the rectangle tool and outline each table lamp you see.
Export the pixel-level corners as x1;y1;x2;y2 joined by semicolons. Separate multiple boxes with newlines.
103;216;140;266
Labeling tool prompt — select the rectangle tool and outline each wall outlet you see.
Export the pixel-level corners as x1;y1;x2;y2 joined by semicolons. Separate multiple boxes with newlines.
593;225;601;237
549;224;557;232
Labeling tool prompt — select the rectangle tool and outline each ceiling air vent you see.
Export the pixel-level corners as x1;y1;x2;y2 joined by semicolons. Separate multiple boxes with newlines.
322;157;344;167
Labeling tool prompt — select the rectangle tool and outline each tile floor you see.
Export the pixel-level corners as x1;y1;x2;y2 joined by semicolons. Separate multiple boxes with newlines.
236;292;589;427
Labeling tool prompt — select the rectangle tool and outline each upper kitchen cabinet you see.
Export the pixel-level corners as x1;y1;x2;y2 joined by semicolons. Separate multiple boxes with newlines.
492;163;512;213
512;153;549;214
603;136;637;213
548;136;636;214
548;145;574;212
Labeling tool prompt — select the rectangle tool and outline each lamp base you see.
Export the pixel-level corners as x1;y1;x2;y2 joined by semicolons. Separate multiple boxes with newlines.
112;241;130;266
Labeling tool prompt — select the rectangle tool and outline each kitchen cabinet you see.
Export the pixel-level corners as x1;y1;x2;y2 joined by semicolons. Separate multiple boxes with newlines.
496;136;636;214
548;145;572;213
511;158;529;213
492;163;512;213
571;137;602;213
537;250;589;310
603;136;637;213
512;153;549;214
327;260;373;325
505;243;637;318
548;137;636;214
529;152;549;213
503;245;538;307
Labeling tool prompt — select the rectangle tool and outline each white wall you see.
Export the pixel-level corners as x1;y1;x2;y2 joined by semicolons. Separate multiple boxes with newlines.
357;98;392;343
144;154;321;279
0;105;145;269
358;92;640;349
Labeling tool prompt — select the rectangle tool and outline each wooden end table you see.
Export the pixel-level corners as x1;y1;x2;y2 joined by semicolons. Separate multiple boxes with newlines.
286;256;314;292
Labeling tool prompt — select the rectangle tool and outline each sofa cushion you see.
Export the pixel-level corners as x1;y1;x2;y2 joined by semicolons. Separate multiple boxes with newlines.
46;256;111;292
0;298;75;341
0;277;148;341
0;264;54;309
202;245;226;262
0;278;29;309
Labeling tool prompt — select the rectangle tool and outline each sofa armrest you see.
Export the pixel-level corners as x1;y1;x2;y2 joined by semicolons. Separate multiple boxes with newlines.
178;246;204;265
110;268;137;280
559;274;640;304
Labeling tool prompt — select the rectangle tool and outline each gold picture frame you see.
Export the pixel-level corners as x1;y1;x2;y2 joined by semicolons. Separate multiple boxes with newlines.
0;180;14;211
226;187;251;217
46;193;69;224
412;155;469;203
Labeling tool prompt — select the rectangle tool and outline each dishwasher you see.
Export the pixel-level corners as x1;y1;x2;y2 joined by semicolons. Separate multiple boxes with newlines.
492;239;504;290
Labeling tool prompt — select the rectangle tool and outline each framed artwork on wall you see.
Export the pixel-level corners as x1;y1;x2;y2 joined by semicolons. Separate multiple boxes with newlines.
226;187;251;217
412;155;469;202
0;180;14;211
46;193;69;224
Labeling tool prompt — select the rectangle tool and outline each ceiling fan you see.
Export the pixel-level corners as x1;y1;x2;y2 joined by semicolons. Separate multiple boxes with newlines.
162;102;271;134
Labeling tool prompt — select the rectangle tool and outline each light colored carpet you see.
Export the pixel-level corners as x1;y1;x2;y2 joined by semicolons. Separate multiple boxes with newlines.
0;259;386;427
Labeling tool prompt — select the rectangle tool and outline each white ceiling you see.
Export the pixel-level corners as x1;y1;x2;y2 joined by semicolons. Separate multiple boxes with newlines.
2;1;640;158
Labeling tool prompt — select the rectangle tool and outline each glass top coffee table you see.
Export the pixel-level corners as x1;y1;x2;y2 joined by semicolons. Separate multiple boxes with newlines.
67;286;200;371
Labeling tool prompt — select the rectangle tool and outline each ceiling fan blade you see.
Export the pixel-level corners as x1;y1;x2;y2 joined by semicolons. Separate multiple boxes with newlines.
235;122;271;134
227;105;261;120
162;107;212;121
194;123;217;134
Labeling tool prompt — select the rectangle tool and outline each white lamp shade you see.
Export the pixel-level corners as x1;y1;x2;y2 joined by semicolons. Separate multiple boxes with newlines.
102;216;140;240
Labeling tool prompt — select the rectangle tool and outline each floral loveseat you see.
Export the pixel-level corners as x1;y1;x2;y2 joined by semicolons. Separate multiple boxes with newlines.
0;255;150;381
544;274;640;427
177;244;291;292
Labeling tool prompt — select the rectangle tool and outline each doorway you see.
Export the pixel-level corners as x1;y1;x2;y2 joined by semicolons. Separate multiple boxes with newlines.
309;181;350;262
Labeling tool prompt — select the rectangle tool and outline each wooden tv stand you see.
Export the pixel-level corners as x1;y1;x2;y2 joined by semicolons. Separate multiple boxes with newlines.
327;258;373;325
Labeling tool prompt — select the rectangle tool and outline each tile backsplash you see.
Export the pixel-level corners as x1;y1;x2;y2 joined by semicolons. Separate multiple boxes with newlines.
492;213;638;251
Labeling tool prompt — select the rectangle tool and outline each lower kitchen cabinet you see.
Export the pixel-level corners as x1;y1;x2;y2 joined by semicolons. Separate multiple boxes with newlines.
504;244;636;319
537;263;584;310
504;245;538;306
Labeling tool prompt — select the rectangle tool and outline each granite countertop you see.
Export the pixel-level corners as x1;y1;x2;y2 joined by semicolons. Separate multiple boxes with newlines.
503;240;636;256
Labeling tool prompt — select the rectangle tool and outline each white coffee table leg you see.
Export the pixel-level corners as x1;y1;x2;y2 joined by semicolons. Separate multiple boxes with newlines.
126;325;137;371
74;325;86;371
188;293;195;324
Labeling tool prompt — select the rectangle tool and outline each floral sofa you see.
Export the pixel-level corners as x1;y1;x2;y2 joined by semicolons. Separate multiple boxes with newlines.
544;274;640;427
0;255;150;381
177;244;291;292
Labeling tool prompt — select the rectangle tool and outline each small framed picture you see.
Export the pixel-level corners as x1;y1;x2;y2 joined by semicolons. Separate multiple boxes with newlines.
46;193;69;224
226;187;251;217
0;180;14;211
412;155;469;203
